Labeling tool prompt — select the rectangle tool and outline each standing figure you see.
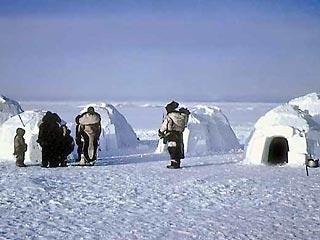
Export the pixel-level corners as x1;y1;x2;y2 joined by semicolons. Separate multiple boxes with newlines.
78;107;101;165
158;101;190;169
37;111;63;168
59;126;74;167
75;115;83;162
14;128;28;167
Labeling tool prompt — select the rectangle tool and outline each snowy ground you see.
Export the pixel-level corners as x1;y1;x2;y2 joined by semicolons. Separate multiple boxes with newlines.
1;101;319;240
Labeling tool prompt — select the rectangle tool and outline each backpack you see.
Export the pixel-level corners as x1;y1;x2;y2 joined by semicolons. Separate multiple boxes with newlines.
168;108;190;133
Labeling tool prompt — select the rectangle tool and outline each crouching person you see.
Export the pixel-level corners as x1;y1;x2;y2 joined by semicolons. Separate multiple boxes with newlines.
159;101;190;169
14;128;27;167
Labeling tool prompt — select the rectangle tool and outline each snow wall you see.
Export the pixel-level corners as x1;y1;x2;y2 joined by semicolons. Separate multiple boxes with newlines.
245;93;320;166
79;103;138;156
156;105;240;156
0;95;23;125
0;110;46;164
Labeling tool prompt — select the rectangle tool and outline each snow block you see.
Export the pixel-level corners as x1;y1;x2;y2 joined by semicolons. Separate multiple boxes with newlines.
156;105;240;156
0;110;46;164
0;95;23;125
245;93;320;166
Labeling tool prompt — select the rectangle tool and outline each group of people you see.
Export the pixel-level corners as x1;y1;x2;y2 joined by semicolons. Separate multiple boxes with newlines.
13;107;102;168
37;111;74;167
14;102;189;169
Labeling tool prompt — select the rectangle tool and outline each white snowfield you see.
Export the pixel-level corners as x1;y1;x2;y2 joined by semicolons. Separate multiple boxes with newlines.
156;105;240;156
0;94;23;125
1;153;320;240
246;93;320;165
1;96;320;239
80;103;138;156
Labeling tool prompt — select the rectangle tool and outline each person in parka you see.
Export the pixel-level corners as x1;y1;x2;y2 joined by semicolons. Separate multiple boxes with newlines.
75;115;83;162
37;111;63;168
78;107;101;164
14;128;28;167
158;101;190;169
59;126;74;167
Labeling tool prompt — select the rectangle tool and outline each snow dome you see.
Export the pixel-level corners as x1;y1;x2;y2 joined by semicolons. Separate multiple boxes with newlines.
0;110;46;164
245;93;320;166
0;95;23;125
156;105;240;156
80;103;138;156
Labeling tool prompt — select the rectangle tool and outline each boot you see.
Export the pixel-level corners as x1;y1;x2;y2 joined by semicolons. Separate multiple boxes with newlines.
16;156;26;167
167;160;179;169
176;159;181;169
16;162;26;167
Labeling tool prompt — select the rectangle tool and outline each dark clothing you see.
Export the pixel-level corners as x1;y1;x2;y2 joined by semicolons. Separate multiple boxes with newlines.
75;124;83;162
60;134;74;164
166;131;184;160
37;113;63;167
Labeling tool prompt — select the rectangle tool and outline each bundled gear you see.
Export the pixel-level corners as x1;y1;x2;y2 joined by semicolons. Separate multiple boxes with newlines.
78;107;101;165
14;128;27;167
159;102;190;169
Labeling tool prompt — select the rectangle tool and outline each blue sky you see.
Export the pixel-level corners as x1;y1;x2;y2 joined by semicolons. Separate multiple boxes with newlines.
0;0;319;101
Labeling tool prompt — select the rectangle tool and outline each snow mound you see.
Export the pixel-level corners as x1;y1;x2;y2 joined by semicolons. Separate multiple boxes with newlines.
80;103;138;156
0;95;23;125
246;93;320;165
156;105;240;156
289;92;320;124
0;110;46;164
255;104;319;132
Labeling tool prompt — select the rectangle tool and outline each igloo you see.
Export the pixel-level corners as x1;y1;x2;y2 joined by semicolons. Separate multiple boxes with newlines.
245;93;320;165
156;105;240;156
79;103;138;156
0;95;23;125
0;110;46;164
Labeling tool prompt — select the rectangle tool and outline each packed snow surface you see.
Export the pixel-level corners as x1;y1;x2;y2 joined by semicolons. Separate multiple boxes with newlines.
0;95;23;125
1;153;320;240
157;105;240;156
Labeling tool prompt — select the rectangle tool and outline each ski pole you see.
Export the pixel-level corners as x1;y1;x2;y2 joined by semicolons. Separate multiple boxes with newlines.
18;114;25;127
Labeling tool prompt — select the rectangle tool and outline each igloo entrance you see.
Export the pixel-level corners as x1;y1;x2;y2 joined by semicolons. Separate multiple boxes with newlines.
267;137;289;165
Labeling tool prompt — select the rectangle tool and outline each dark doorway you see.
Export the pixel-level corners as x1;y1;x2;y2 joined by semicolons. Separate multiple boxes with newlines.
268;137;289;165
